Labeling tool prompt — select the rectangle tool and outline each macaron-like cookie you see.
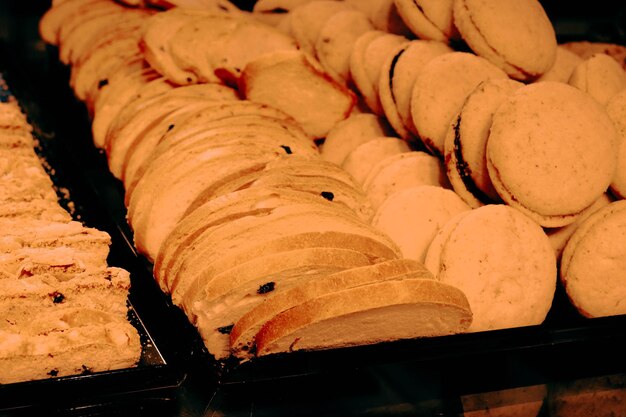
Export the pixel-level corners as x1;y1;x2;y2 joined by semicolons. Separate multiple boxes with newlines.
372;185;471;262
452;0;557;81
320;113;394;166
444;78;523;208
535;45;583;84
341;137;411;184
487;82;618;228
424;204;557;332
568;53;626;106
560;200;626;318
378;40;452;140
410;51;507;157
393;0;458;43
606;89;626;199
545;193;613;260
363;151;450;209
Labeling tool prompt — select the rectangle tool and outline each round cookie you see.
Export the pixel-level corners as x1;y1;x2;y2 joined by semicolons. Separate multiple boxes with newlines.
444;78;523;208
606;89;626;199
320;113;394;166
410;51;507;156
568;53;626;106
394;0;457;43
363;151;450;209
535;45;583;84
452;0;557;81
424;204;557;333
560;200;626;318
372;185;471;263
341;137;411;184
487;82;618;228
378;40;452;140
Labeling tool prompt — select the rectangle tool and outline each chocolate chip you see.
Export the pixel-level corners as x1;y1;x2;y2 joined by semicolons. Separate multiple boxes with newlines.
281;145;293;154
47;369;59;377
257;282;275;294
320;191;334;201
98;79;109;89
81;365;92;375
167;124;175;132
50;291;65;304
217;324;234;335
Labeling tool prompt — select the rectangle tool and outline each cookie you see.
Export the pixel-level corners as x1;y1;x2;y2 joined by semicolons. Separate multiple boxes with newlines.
452;0;557;81
487;82;618;227
560;200;626;318
394;0;458;42
425;204;556;332
535;45;583;84
607;89;626;199
363;151;450;209
410;51;507;156
444;78;523;208
373;185;471;262
341;137;411;184
568;53;626;106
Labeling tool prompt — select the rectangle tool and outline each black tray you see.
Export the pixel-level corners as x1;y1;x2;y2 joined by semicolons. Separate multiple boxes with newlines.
2;2;626;415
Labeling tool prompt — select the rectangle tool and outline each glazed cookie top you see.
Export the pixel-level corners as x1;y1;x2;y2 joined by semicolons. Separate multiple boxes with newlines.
453;0;557;81
487;82;618;227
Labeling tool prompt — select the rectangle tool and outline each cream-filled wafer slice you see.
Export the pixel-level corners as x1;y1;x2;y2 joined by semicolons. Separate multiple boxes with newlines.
0;245;108;280
188;247;377;358
444;78;523;208
379;40;452;140
394;0;457;42
560;200;626;318
607;89;626;199
255;277;471;356
535;46;583;84
568;53;626;106
410;52;507;157
0;267;131;330
452;0;557;81
342;137;411;185
425;204;556;333
239;50;356;139
0;220;110;260
0;200;70;222
349;31;408;115
487;82;618;227
320;113;394;166
363;151;449;210
314;10;374;84
168;204;401;301
373;185;471;262
0;322;141;384
288;0;354;57
153;186;358;292
231;258;431;357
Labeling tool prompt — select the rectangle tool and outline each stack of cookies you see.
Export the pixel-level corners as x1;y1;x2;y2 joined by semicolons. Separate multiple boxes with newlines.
0;93;141;384
38;0;626;362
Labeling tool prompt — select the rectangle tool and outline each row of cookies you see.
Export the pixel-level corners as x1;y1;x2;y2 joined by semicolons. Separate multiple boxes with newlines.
254;0;625;327
0;95;141;384
40;0;474;360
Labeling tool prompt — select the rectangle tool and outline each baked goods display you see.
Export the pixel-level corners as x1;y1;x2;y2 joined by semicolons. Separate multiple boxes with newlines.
36;0;626;366
0;96;142;384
